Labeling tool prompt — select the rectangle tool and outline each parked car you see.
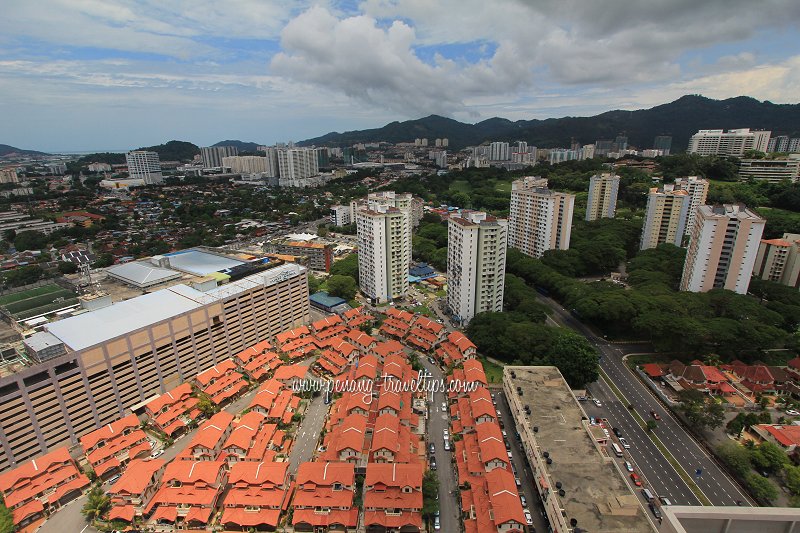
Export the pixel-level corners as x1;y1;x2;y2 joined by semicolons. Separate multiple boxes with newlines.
613;427;622;438
430;459;437;470
520;494;527;507
429;443;435;455
523;509;533;525
649;502;662;520
149;449;163;459
441;402;447;411
650;410;661;421
787;409;800;416
619;437;631;449
434;516;441;530
515;477;522;487
443;440;451;451
630;473;642;486
624;461;634;472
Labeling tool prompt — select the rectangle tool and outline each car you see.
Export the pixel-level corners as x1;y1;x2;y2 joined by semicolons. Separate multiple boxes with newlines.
107;474;121;485
649;502;662;520
624;461;634;472
508;451;514;460
429;443;436;455
443;440;451;451
650;410;661;421
787;409;800;416
434;516;441;530
630;473;642;486
497;409;502;417
593;398;602;407
515;477;522;487
619;437;631;449
428;357;436;365
502;430;508;438
577;396;588;401
443;429;449;438
523;509;533;526
149;449;163;459
659;496;673;506
520;495;527;507
430;459;437;470
441;402;447;411
612;427;622;438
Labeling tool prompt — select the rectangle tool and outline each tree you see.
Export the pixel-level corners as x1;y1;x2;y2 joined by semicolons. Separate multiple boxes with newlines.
81;484;110;521
646;420;657;432
422;470;440;518
750;441;788;473
745;472;778;502
0;498;14;533
58;261;79;274
716;442;752;478
196;394;217;418
327;275;358;300
307;275;323;294
786;465;800;496
13;230;48;252
330;253;359;282
546;331;599;388
92;253;114;268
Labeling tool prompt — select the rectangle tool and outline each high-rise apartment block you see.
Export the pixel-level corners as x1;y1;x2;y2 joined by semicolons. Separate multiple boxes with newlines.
754;234;800;288
0;168;19;184
489;142;510;161
680;205;765;294
673;176;710;236
687;129;771;156
585;173;620;221
790;138;800;153
356;192;412;304
125;151;163;185
640;185;690;249
277;148;320;187
222;155;274;175
447;211;507;325
329;205;351;226
768;135;790;153
654;135;672;155
508;177;575;258
201;145;238;169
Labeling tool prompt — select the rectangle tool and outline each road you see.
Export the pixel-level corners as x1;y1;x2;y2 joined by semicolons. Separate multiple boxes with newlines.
420;356;460;533
287;393;328;474
538;293;752;506
495;389;549;533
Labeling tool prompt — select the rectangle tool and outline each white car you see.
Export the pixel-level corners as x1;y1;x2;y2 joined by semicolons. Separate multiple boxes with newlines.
149;449;164;459
523;509;533;525
624;461;634;472
443;429;449;438
441;402;447;411
619;437;631;449
787;409;800;416
593;399;602;407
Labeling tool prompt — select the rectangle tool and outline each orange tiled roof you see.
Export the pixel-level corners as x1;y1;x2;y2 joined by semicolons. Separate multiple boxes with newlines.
110;458;164;496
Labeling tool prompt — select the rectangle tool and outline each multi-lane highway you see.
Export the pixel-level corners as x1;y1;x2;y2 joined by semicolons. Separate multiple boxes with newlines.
536;293;752;506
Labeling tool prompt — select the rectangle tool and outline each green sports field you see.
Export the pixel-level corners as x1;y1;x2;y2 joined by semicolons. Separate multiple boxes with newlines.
0;284;79;321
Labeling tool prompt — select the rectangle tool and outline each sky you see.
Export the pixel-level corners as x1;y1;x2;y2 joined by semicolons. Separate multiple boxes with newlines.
0;0;799;152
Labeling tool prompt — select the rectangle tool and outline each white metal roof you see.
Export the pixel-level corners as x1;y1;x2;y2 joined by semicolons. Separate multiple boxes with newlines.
106;261;181;288
163;249;245;275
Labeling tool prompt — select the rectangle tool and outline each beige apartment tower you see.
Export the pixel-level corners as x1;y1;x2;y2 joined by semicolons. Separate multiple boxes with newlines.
447;211;508;325
0;264;310;469
754;233;800;288
508;177;575;258
585;173;620;221
640;185;691;250
680;205;765;295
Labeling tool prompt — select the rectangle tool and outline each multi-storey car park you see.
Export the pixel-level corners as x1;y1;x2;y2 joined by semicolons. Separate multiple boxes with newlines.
0;259;310;470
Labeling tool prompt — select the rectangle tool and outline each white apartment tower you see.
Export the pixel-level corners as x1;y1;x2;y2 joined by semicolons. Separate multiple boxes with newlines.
640;185;691;250
489;142;510;161
125;150;163;185
277;148;320;186
508;177;575;258
585;173;620;221
356;192;412;304
680;205;765;294
201;145;238;169
687;129;771;156
447;211;507;325
674;176;710;236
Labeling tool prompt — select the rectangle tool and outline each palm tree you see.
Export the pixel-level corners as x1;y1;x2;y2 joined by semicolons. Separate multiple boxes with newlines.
81;484;110;522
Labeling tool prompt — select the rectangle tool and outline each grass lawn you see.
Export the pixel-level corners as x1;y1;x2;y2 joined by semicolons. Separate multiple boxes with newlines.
494;181;513;193
449;180;471;193
479;357;504;384
411;305;434;318
0;284;62;305
435;289;446;298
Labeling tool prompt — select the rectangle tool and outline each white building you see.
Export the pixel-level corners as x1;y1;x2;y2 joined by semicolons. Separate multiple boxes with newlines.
489;142;510;161
447;211;507;325
277;148;320;187
125;151;163;185
585;173;620;221
680;205;765;294
330;205;351;226
687;129;771;156
87;162;112;173
222;155;272;175
0;168;19;184
674;176;710;236
738;157;800;183
508;177;574;258
356;193;412;304
201;145;238;169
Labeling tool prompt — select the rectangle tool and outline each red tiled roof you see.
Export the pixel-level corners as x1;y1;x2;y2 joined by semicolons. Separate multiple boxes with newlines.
222;507;281;527
293;508;359;528
296;462;354;486
373;340;405;359
108;504;135;522
151;505;177;522
0;447;88;510
448;331;476;354
275;326;310;346
485;468;526;526
11;499;43;524
80;413;142;451
110;459;165;496
312;314;343;332
233;339;274;365
273;365;312;382
185;505;214;524
641;363;664;378
757;424;800;447
195;359;238;386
